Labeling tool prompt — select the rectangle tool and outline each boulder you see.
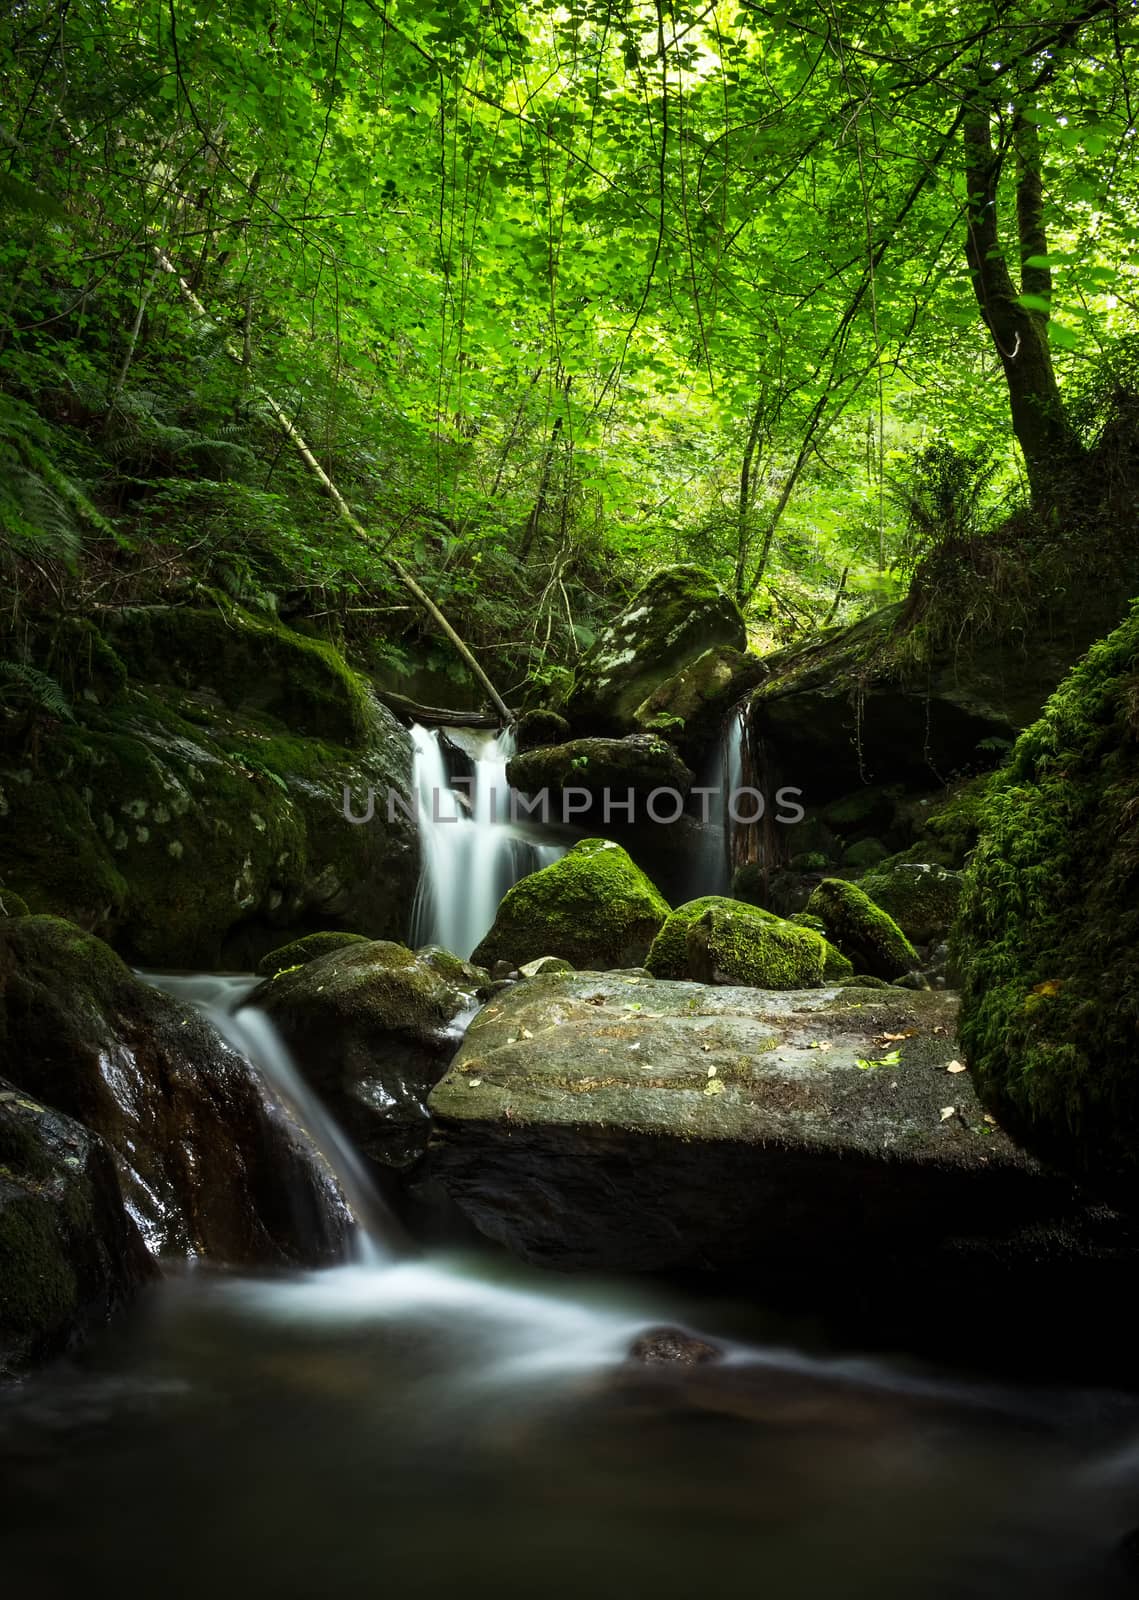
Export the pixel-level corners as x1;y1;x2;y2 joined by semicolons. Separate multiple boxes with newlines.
1;1080;154;1375
561;566;746;736
505;734;693;819
514;708;571;751
0;887;28;918
425;974;1137;1365
857;862;963;945
0;603;418;967
806;878;918;979
0;916;349;1265
471;840;670;972
256;930;371;978
956;600;1139;1200
518;956;575;977
645;896;851;987
252;940;489;1169
632;644;766;760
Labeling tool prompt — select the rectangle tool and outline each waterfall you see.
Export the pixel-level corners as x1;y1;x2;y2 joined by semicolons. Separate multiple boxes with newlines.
688;705;746;898
410;723;564;959
143;972;398;1263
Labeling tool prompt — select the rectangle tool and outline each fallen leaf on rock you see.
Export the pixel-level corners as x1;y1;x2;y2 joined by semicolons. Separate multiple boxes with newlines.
946;1060;967;1073
468;1078;482;1088
520;1028;534;1039
707;1065;717;1078
983;1113;997;1125
933;1025;948;1036
877;1030;917;1044
940;1106;956;1121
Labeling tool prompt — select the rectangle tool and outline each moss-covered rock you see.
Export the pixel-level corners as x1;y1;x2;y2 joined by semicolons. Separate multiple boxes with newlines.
561;567;746;737
842;837;889;869
646;896;850;987
472;839;669;972
632;644;766;760
506;734;693;809
514;708;571;750
0;610;418;966
955;601;1139;1197
0;916;349;1264
257;930;371;978
0;887;28;918
857;862;963;945
252;940;489;1169
806;878;919;980
1;1079;153;1376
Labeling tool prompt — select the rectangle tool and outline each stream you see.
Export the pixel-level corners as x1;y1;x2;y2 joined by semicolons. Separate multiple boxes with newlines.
3;973;1139;1596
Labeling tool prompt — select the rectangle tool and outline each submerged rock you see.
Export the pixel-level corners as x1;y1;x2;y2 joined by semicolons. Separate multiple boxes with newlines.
425;973;1137;1362
956;600;1139;1200
252;940;489;1169
805;878;918;980
0;916;349;1265
627;1327;722;1366
471;839;670;972
0;602;418;967
0;1079;153;1376
645;896;851;987
561;566;746;737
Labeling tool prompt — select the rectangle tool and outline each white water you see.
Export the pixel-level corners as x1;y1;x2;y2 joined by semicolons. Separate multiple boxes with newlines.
142;971;397;1262
410;723;564;959
689;704;746;897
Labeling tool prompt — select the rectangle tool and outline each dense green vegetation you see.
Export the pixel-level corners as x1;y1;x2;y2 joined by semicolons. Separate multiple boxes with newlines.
2;0;1139;708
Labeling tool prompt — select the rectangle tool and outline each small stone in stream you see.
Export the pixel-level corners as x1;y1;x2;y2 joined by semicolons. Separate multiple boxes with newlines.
628;1326;722;1366
492;960;515;980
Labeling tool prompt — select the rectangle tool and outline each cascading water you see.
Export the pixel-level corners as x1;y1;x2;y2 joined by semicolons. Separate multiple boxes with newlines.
143;971;398;1261
410;723;564;959
687;704;746;898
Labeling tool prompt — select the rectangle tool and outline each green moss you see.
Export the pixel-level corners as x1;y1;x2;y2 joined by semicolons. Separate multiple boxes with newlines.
806;878;918;980
472;839;670;971
954;599;1139;1195
0;1189;79;1339
645;895;849;988
257;930;370;978
857;862;962;944
842;838;889;869
0;887;29;918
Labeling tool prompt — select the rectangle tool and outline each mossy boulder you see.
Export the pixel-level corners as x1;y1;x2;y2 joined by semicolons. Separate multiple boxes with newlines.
806;878;919;980
857;862;963;945
841;837;890;869
646;896;851;987
257;930;371;978
471;839;670;972
0;887;28;918
505;734;693;813
0;916;348;1265
632;644;766;761
561;567;746;737
514;709;571;750
955;601;1139;1197
0;608;418;966
252;940;490;1169
1;1080;154;1376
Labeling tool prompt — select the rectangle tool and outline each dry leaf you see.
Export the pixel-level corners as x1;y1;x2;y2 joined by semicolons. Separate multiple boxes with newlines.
877;1030;917;1043
946;1060;967;1074
468;1078;482;1088
933;1025;948;1036
939;1106;956;1121
520;1028;534;1039
702;1043;712;1053
983;1113;997;1126
707;1065;717;1078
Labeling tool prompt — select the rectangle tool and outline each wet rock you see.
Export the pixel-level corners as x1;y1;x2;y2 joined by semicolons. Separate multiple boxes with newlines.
518;956;575;977
627;1326;722;1366
632;644;766;761
561;566;746;737
252;940;488;1169
806;878;918;980
506;734;693;818
425;972;1139;1363
0;916;348;1266
645;896;850;987
0;603;418;967
257;930;371;978
472;839;670;973
0;1079;154;1376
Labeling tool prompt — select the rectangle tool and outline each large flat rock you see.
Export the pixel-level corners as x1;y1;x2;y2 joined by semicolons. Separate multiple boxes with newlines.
426;974;1137;1365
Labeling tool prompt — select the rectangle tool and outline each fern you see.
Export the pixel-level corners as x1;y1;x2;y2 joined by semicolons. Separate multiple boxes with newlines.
0;660;75;721
0;394;113;571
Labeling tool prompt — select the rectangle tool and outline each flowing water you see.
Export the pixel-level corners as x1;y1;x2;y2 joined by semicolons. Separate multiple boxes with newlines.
688;705;747;898
410;723;565;958
3;976;1139;1596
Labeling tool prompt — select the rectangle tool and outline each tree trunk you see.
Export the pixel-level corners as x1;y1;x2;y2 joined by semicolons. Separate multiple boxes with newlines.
963;99;1082;503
